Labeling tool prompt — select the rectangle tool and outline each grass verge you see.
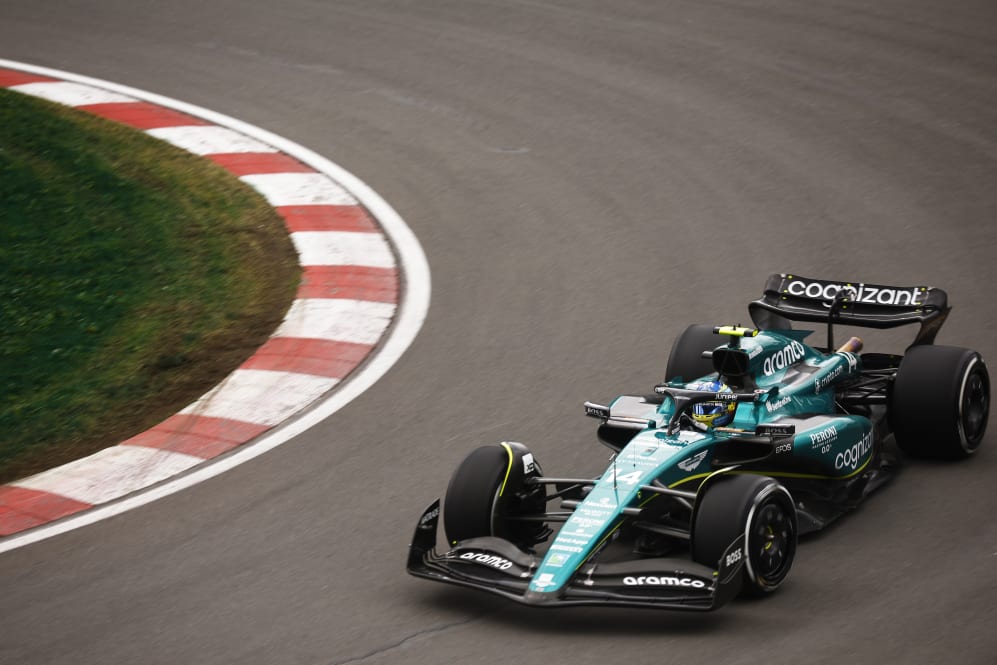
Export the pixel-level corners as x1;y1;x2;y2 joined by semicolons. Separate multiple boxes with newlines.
0;88;300;484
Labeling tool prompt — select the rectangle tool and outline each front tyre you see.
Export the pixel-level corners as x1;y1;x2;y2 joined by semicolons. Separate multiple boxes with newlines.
891;345;990;459
443;443;548;549
691;474;797;596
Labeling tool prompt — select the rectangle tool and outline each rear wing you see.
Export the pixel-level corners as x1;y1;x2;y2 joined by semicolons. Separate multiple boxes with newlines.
748;273;950;345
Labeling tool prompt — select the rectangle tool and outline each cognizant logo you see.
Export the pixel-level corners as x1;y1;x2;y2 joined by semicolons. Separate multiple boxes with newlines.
786;280;925;308
834;431;873;470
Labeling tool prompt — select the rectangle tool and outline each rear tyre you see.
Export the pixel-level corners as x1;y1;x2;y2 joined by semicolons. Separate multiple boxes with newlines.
666;324;719;384
692;474;797;596
443;443;547;549
891;345;990;459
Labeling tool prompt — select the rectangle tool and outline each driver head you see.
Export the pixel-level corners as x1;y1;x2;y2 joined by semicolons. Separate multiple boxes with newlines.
690;380;736;427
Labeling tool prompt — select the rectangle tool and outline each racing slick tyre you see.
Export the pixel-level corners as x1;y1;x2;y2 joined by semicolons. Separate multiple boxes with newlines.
443;443;548;549
666;324;718;383
691;474;797;597
891;345;990;459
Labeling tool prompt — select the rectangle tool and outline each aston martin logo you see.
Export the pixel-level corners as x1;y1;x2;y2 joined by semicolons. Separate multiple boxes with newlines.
678;451;708;472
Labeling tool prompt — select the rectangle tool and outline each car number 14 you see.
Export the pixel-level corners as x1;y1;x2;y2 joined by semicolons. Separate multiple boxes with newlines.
607;469;644;485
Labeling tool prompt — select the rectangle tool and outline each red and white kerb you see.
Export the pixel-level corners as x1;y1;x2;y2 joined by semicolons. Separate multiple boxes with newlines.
0;68;399;535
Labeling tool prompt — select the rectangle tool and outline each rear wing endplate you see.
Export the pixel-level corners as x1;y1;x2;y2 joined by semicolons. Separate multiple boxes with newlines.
748;273;949;345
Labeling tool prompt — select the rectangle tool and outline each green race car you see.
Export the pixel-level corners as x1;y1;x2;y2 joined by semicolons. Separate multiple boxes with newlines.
407;274;990;610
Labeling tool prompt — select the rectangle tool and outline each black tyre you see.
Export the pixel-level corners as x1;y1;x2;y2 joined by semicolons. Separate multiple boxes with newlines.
443;443;547;548
691;474;797;596
891;345;990;459
666;324;719;383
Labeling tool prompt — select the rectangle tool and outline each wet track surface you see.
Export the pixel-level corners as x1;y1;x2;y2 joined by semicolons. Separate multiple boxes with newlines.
2;1;996;663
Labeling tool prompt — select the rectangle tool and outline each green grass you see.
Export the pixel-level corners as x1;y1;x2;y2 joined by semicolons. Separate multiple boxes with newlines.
0;89;300;483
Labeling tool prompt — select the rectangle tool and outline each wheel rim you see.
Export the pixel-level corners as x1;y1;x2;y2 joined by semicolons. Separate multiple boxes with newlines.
748;499;795;586
960;366;989;449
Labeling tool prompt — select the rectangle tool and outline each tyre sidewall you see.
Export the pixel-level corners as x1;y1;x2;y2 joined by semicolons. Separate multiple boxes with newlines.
443;443;542;546
692;474;797;596
891;345;990;458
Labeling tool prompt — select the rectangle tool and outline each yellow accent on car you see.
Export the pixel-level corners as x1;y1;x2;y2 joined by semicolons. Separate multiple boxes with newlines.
668;454;873;488
498;442;515;497
574;519;625;573
715;325;759;338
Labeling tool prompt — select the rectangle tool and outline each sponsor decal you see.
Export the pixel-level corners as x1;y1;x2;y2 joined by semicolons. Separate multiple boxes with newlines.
558;537;591;547
786;280;925;308
815;365;843;393
766;395;792;413
550;544;584;554
622;576;707;589
775;442;793;454
748;345;764;359
572;517;603;528
677;450;708;472
532;573;556;589
757;423;796;437
810;424;838;449
565;517;604;537
419;506;439;526
578;506;613;520
459;552;514;570
725;549;743;567
547;553;567;568
835;431;873;470
585;403;610;419
762;340;806;376
522;453;535;474
809;424;838;454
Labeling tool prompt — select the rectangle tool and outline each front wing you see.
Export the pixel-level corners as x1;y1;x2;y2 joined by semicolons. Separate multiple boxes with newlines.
406;500;745;611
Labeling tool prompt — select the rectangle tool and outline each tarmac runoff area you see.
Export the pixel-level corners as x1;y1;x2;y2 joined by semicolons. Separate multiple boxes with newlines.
0;61;430;546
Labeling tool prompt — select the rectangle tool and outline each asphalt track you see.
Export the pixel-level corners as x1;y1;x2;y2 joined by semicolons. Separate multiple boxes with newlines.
2;1;996;664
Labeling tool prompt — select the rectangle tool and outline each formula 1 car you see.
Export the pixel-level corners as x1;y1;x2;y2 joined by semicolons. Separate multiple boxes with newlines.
407;274;990;611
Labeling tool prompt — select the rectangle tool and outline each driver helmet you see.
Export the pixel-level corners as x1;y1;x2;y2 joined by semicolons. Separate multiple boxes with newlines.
690;380;736;427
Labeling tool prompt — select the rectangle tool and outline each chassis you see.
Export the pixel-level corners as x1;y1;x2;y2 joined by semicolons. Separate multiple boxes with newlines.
407;274;990;610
